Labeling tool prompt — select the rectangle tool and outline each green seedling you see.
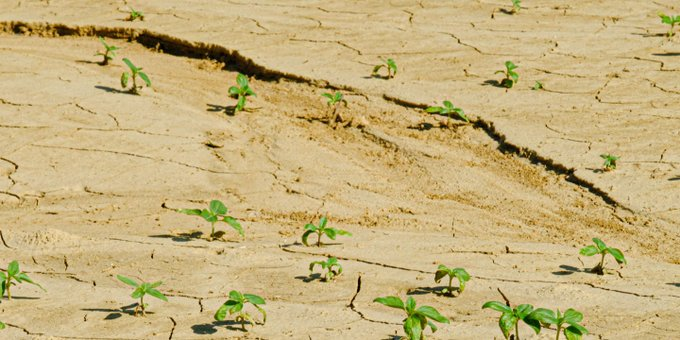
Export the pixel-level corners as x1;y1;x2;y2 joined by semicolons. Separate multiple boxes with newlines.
374;296;449;340
120;58;151;94
302;216;352;247
529;308;588;340
496;61;519;88
511;0;521;14
228;73;256;112
95;36;119;66
117;275;167;316
434;265;470;296
482;301;541;340
0;321;4;329
659;13;680;37
127;7;145;21
309;257;343;281
177;199;243;240
600;154;619;171
322;91;348;124
215;290;266;331
1;260;45;300
426;100;469;126
532;81;544;90
579;238;626;275
372;58;398;79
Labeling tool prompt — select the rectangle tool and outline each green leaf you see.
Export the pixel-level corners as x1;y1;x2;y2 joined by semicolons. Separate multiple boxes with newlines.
0;320;5;329
319;216;328;228
7;261;19;277
121;72;129;89
148;281;163;289
209;200;227;215
499;312;517;339
236;73;249;88
374;296;405;310
516;304;534;319
592;238;607;251
228;86;240;96
117;275;139;287
229;290;244;302
405;296;416;314
224;216;244;236
131;287;145;299
529;308;557;325
387;58;397;74
524;314;542;334
453;268;470;282
404;315;422;340
325;228;337;240
178;208;202;216
236;95;246;111
565;325;586;340
15;273;45;291
302;229;315;246
1;280;5;297
147;288;168;301
482;301;512;313
417;306;449;323
138;72;152;87
434;269;448;283
425;106;442;113
579;245;599;256
607;247;626;264
244;293;265;305
505;61;517;70
321;93;333;101
372;64;384;74
214;304;228;321
336;229;352;236
562;309;584;324
122;58;137;72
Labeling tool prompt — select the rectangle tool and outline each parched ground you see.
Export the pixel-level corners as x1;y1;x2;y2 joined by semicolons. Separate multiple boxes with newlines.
0;1;679;339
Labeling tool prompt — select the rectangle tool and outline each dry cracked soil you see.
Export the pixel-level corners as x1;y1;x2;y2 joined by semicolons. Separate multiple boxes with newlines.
0;1;679;339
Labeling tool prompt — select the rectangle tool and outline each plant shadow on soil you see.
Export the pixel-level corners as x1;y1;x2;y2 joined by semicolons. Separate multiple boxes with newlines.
94;85;134;95
82;303;145;320
191;320;250;334
668;176;680;181
552;264;587;276
667;283;680;287
294;273;323;283
206;103;236;116
407;286;460;297
149;230;204;242
481;79;507;88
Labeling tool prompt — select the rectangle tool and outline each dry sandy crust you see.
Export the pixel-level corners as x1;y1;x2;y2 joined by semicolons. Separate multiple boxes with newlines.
0;1;678;339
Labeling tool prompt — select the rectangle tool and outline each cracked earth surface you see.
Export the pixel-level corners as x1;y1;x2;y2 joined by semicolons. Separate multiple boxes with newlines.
0;1;679;339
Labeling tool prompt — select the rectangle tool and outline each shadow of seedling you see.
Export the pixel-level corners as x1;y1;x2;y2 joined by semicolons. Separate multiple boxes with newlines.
407;286;461;297
82;302;141;319
481;79;506;88
666;283;680;288
552;265;583;276
149;230;204;242
191;320;247;334
668;176;680;182
294;273;322;283
206;103;236;116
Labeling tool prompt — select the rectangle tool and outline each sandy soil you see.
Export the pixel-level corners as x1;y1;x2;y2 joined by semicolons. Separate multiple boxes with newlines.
0;1;679;339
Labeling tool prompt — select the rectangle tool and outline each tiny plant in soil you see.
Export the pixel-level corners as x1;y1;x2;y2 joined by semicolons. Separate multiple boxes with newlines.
579;238;626;275
229;73;256;112
302;216;352;247
322;91;348;124
496;61;519;88
434;265;470;296
120;58;151;95
372;58;398;79
511;0;521;14
426;100;469;126
95;36;119;66
309;257;343;281
374;296;449;340
177;200;243;240
1;260;45;300
127;7;145;21
532;81;544;90
482;301;541;340
600;154;619;171
659;13;680;37
529;308;588;340
117;275;168;316
0;321;4;329
215;290;266;331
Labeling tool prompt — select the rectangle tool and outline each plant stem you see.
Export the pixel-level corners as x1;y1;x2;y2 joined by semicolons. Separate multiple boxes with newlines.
597;253;605;273
5;277;10;300
555;325;561;340
140;295;145;316
317;231;321;247
515;323;520;340
210;221;216;239
448;276;453;294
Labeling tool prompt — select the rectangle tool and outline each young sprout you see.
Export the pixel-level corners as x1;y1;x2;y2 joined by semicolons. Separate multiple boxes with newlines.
529;308;588;340
177;199;244;240
215;290;266;331
373;295;449;340
372;58;398;79
95;36;120;66
322;91;348;125
425;100;469;126
309;257;343;282
127;7;145;21
659;13;680;37
579;238;626;275
116;275;167;316
434;265;470;296
302;216;352;247
600;154;619;171
495;61;519;88
532;81;544;91
0;321;4;329
511;0;521;14
120;58;151;95
228;73;256;112
482;301;541;340
1;260;45;300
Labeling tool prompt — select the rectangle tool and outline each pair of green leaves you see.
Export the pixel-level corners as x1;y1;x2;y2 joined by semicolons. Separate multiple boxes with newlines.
599;154;619;171
434;265;470;295
659;13;680;37
511;0;521;14
215;290;266;331
496;61;519;88
96;36;119;65
530;308;588;340
309;257;343;281
178;199;244;239
128;7;144;21
121;58;152;94
482;301;540;340
373;58;398;79
322;92;347;107
374;296;449;340
1;260;45;300
426;100;469;124
579;238;626;274
228;73;256;112
302;217;352;247
117;275;167;316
